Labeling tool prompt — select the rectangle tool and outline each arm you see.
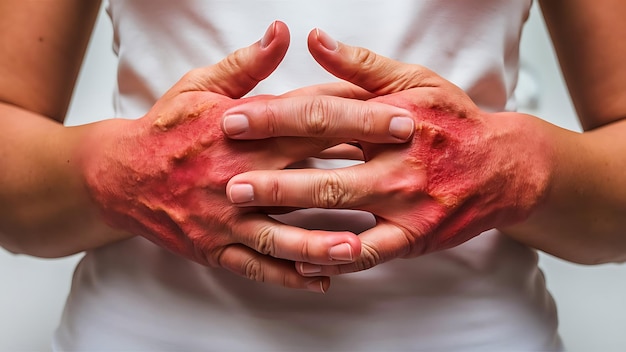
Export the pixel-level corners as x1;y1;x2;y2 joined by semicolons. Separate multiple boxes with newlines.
0;0;130;257
501;0;626;264
3;11;394;291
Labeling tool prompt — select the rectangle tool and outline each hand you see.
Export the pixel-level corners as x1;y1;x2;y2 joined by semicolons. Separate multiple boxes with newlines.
224;29;554;275
78;22;408;291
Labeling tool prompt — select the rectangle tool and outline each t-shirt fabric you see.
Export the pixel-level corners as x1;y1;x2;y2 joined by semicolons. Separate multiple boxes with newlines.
53;1;563;350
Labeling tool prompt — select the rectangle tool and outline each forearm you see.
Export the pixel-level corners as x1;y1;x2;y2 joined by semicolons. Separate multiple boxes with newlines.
0;103;131;257
501;116;626;265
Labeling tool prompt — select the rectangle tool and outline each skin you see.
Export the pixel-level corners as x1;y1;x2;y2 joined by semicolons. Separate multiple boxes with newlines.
225;0;626;277
3;0;625;291
0;3;408;292
226;30;555;274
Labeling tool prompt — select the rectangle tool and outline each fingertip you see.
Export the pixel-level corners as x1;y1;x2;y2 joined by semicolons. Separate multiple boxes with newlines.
328;233;362;263
228;183;255;204
222;113;250;137
299;262;322;275
329;243;354;261
306;277;330;294
315;28;338;51
389;116;415;141
260;20;290;50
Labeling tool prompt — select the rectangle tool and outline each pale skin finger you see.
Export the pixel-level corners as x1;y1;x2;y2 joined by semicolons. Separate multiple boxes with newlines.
221;95;415;142
296;222;416;277
227;166;372;209
226;157;415;210
307;28;444;95
231;213;362;264
165;20;291;99
218;244;330;293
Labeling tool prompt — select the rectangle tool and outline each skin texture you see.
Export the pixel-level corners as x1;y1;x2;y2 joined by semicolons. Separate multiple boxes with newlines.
77;22;372;292
0;4;408;292
226;34;553;274
225;18;626;276
0;0;123;257
3;0;626;291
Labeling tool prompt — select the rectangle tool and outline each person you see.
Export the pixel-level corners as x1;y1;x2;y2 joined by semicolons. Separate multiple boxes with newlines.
1;0;624;350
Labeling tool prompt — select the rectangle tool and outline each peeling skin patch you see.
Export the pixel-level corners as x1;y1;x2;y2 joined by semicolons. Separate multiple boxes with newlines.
359;92;551;255
153;101;218;131
82;94;309;267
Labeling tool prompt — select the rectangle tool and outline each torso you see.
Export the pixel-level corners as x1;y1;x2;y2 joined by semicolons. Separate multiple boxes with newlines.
54;1;563;350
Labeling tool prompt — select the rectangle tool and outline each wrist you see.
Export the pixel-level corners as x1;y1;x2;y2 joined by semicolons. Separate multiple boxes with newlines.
71;118;138;248
485;111;557;226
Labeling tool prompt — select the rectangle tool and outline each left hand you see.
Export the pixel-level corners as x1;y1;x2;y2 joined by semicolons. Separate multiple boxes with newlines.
223;29;555;275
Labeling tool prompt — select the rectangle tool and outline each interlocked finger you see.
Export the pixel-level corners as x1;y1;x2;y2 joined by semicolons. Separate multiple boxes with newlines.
222;95;415;142
230;213;362;265
296;222;419;276
227;164;385;210
218;244;330;293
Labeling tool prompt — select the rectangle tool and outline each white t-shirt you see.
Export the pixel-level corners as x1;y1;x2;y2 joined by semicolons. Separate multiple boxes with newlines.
54;1;563;350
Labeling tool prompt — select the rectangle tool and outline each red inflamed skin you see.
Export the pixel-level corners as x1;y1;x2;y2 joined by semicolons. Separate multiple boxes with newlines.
358;91;553;255
224;29;555;276
80;92;363;285
76;21;364;292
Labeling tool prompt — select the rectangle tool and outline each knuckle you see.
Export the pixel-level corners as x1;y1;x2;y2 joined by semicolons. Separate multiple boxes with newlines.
304;97;331;135
355;243;382;271
264;103;278;136
270;177;283;204
223;53;243;77
223;48;260;82
242;257;265;282
254;225;277;256
382;171;427;203
314;171;350;208
346;48;380;83
360;107;375;137
299;238;312;263
352;47;378;71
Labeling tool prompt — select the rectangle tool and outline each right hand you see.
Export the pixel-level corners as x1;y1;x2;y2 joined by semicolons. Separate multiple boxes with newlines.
223;29;554;277
77;22;405;292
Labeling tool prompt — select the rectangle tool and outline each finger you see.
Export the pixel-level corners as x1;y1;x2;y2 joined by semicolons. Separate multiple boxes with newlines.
315;143;364;160
297;222;416;276
167;21;290;98
283;144;364;163
231;213;362;265
307;28;444;95
280;82;375;100
227;164;383;210
222;95;415;142
218;244;330;293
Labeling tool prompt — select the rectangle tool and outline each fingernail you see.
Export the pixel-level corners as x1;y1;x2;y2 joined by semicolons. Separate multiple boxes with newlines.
329;243;353;261
223;114;249;136
260;21;276;49
229;184;254;204
307;279;327;294
389;117;415;140
299;262;322;275
316;28;338;51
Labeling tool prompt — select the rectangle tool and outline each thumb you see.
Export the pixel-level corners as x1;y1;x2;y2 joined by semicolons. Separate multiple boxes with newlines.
307;28;443;95
168;21;290;99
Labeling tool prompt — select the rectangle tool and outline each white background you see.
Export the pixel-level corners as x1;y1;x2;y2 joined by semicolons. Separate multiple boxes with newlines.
1;3;625;351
